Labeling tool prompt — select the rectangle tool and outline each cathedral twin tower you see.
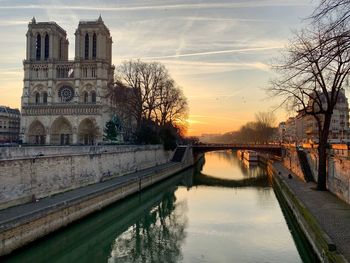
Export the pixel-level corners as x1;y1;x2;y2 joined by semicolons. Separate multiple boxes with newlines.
21;16;114;145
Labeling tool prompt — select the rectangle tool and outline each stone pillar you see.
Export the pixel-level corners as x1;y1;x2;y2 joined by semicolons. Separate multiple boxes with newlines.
74;86;79;103
81;34;84;59
96;85;101;103
75;31;80;60
47;86;52;104
97;33;101;59
26;32;32;60
46;134;50;145
73;132;78;144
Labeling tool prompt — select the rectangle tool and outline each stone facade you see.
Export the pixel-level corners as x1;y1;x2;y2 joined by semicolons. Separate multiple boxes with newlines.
0;106;20;143
280;89;350;144
20;16;114;145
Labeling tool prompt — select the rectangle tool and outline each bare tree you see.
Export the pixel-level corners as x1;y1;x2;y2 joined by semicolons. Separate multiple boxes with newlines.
255;112;277;143
269;21;350;190
155;79;188;127
106;60;188;141
313;0;350;26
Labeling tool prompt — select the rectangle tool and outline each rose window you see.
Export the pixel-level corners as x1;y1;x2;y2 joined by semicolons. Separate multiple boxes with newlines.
58;86;74;102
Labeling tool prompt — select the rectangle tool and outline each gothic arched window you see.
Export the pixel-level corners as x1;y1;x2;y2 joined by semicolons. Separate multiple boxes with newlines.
83;92;88;103
36;34;41;60
35;92;40;104
92;33;97;59
84;33;89;59
44;34;49;60
91;91;96;103
43;92;48;104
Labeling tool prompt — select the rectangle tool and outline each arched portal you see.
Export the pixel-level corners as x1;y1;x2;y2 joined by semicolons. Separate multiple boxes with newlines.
28;120;46;145
50;117;73;145
78;118;98;145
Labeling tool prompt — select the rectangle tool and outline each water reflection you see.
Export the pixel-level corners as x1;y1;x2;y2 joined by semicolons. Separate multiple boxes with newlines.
3;151;315;263
108;191;188;263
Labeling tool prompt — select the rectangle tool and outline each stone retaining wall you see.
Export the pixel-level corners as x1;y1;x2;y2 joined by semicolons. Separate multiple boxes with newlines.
283;147;350;205
0;145;171;209
0;161;191;256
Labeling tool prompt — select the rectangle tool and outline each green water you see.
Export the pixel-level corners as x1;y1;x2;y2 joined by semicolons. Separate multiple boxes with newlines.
4;151;317;263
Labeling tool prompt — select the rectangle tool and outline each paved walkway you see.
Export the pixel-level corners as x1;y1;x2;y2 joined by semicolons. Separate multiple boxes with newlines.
0;161;180;230
273;162;350;262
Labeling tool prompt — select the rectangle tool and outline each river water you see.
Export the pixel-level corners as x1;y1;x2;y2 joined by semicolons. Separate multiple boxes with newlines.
5;150;317;263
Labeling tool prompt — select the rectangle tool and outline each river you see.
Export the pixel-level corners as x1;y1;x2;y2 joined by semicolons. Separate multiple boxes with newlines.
4;150;317;263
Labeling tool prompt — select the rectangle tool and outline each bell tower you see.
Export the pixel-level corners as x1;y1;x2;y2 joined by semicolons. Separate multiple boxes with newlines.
26;17;69;61
75;15;112;64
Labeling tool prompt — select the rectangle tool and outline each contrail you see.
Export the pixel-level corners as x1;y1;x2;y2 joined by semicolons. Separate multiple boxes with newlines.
141;46;283;60
0;1;312;11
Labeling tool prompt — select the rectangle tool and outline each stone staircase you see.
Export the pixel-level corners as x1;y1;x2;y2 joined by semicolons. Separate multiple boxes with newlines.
171;146;187;162
297;149;314;182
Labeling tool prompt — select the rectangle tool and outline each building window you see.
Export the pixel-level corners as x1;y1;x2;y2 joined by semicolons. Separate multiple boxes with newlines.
84;33;89;59
83;92;88;103
92;33;97;58
35;92;40;104
83;68;88;78
36;34;41;60
43;92;48;104
91;91;96;103
44;34;49;60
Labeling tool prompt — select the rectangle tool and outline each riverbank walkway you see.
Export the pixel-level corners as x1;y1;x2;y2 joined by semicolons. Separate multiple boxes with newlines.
273;162;350;262
0;161;181;230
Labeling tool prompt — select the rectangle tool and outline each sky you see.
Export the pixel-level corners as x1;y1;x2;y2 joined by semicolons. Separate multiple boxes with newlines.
0;0;317;136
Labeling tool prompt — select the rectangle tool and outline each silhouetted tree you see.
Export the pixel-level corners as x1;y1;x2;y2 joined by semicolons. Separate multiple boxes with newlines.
106;60;188;146
269;20;350;190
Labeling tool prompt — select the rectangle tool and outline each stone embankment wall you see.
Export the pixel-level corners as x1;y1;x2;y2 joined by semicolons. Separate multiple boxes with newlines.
284;147;350;204
283;147;305;181
0;147;194;256
327;157;350;204
0;145;171;209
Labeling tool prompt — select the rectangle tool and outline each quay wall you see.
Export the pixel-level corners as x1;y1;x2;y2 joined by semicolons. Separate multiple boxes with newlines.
268;163;346;263
283;147;305;181
0;145;172;210
284;147;350;204
0;155;194;256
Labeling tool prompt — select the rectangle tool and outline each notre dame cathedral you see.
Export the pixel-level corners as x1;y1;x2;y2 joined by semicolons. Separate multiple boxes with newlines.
20;16;115;145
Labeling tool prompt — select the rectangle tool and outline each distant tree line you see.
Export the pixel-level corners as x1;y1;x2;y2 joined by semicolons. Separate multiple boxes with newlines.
106;60;188;150
199;112;277;144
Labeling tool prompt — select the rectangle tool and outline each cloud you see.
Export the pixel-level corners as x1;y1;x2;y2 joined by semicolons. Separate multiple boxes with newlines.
0;1;312;12
147;59;271;76
0;20;28;26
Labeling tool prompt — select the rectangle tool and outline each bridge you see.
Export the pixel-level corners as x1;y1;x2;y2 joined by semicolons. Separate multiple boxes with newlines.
192;143;283;156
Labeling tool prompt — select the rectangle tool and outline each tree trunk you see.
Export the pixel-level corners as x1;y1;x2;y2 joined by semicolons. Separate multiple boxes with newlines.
317;114;331;191
317;143;327;190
